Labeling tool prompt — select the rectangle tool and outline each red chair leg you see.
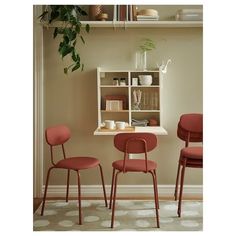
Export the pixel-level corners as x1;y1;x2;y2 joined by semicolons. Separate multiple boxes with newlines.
111;171;121;228
150;170;160;228
66;170;70;202
178;159;186;217
174;158;181;201
98;164;108;207
109;168;115;209
77;170;82;225
153;169;159;209
41;167;54;216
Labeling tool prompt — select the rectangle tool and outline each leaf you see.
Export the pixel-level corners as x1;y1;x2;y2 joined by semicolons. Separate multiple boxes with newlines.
75;25;81;34
85;24;90;33
72;63;81;72
64;67;68;74
53;27;58;38
73;40;77;47
38;11;48;20
72;50;77;62
80;35;85;44
49;9;59;23
61;45;73;58
63;35;69;44
81;63;84;71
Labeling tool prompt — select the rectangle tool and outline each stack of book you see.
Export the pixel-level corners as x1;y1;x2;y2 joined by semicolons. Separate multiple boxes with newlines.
131;119;149;127
136;9;159;21
136;15;159;21
175;9;203;21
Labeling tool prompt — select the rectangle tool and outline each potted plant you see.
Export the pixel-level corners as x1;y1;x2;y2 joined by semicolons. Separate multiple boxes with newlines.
136;38;156;71
39;5;90;74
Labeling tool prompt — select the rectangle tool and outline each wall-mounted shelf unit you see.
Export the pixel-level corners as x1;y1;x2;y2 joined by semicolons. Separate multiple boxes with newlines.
94;67;168;135
40;20;202;29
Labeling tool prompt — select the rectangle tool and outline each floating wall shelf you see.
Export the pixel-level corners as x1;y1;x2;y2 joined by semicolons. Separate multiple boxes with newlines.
40;20;203;29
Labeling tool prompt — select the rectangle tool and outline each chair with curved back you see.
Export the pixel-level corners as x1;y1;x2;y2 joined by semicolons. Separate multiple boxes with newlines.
109;132;160;228
174;113;203;217
41;125;107;225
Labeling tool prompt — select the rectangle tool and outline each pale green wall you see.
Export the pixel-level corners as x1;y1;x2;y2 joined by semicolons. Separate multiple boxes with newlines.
43;5;203;186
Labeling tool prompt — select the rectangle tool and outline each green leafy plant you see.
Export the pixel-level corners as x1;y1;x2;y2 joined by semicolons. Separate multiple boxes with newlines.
39;5;90;74
139;38;156;52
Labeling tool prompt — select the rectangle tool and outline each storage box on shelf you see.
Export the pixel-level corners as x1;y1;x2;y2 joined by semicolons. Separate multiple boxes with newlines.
94;67;167;135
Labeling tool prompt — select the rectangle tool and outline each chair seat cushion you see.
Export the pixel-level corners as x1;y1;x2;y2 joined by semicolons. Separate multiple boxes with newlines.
55;157;100;170
181;146;203;159
112;159;157;172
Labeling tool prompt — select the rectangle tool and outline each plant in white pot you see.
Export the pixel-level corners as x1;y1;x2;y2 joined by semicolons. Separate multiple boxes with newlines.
136;38;156;71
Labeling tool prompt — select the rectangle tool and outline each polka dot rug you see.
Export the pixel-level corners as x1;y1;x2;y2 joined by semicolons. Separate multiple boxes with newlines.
34;200;203;231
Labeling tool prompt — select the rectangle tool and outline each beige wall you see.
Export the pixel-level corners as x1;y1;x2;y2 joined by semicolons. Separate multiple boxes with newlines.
42;5;203;186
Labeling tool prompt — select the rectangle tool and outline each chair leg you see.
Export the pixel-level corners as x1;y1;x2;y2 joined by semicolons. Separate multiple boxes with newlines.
111;171;121;228
174;158;181;201
41;167;54;216
77;170;82;225
150;171;160;228
98;164;108;207
109;168;115;209
66;170;70;202
178;159;186;217
153;169;160;209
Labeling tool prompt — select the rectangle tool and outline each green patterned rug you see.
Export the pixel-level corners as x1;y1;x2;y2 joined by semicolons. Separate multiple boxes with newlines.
33;200;203;231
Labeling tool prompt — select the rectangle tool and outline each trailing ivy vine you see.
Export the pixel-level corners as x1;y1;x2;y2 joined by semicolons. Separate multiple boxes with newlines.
39;5;90;74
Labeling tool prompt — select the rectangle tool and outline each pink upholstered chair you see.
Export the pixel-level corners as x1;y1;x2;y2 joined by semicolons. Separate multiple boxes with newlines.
41;125;107;225
174;114;203;217
109;133;160;228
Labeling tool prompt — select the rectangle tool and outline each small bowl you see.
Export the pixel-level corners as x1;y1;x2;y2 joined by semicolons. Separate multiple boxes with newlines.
139;75;153;86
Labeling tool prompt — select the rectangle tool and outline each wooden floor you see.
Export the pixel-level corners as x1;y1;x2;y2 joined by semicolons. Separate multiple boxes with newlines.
34;196;202;213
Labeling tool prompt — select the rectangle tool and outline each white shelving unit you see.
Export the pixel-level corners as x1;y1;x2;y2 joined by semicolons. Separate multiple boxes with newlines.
94;67;167;135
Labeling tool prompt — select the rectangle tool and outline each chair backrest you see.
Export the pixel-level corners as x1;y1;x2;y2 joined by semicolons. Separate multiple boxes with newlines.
114;133;157;154
114;133;157;173
177;113;203;145
45;125;71;146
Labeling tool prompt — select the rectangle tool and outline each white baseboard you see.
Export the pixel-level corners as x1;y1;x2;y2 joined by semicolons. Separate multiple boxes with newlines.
42;185;202;198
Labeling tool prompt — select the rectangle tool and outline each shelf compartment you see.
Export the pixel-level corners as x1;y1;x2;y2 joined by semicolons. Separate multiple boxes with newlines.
100;72;129;86
130;71;159;86
132;112;160;127
131;87;160;110
101;112;129;124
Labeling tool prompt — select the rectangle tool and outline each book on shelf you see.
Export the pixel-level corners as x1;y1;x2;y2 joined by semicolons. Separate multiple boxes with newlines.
136;15;159;21
113;5;137;21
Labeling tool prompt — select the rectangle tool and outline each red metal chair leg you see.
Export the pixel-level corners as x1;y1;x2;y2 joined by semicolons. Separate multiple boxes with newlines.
178;159;186;217
111;171;121;228
174;158;181;201
153;169;159;209
109;168;115;209
150;170;160;228
66;170;70;202
77;170;82;225
41;167;54;216
98;164;108;207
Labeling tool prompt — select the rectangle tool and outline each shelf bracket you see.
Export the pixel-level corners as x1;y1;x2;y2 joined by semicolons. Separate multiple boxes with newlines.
112;20;116;30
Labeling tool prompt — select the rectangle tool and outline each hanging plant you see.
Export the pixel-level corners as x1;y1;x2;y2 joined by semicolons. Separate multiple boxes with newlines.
39;5;90;74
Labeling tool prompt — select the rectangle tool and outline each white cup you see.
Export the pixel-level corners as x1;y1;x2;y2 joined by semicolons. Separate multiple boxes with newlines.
105;120;115;129
116;121;126;130
132;77;138;86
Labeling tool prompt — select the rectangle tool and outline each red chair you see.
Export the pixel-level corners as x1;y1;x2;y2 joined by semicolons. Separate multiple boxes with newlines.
41;125;107;224
109;133;160;228
174;114;203;217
